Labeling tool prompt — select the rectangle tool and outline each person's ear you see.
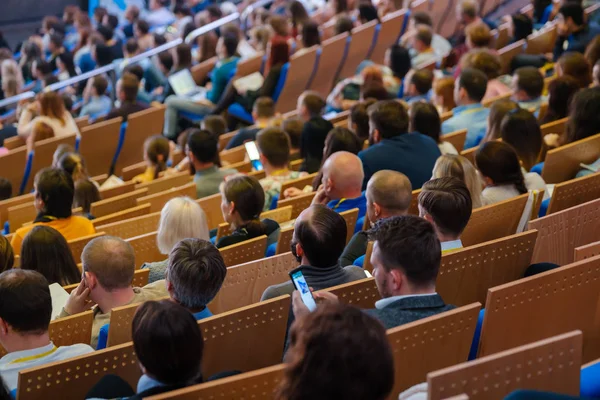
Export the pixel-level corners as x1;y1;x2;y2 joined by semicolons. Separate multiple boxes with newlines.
373;202;382;220
259;154;268;165
229;200;236;216
0;318;9;337
374;129;381;143
295;242;304;258
389;269;404;292
325;177;333;192
459;87;467;101
166;279;174;296
84;271;97;291
422;211;434;225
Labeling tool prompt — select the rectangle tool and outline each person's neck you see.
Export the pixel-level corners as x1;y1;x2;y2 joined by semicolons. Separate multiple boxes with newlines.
388;283;437;298
255;117;271;128
334;188;362;200
96;287;136;314
4;332;51;353
437;231;460;244
459;98;479;107
193;161;216;171
264;163;289;176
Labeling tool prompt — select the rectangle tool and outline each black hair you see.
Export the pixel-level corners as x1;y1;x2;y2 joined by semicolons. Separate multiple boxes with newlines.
388;44;411;80
475;141;528;194
410;102;441;143
559;2;585;26
458;68;488;102
187;129;220;165
34;167;74;219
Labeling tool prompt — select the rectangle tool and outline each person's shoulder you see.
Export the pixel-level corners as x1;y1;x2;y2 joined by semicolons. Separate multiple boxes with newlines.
262;218;280;233
342;265;368;280
57;342;94;356
261;281;293;301
70;215;95;229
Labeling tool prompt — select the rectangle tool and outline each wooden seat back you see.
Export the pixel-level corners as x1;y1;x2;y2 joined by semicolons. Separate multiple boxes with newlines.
540;116;568;137
78;117;123;177
574;240;600;262
68;232;106;264
63;269;149;294
233;52;264;78
407;189;421;216
277;192;316;219
492;23;511;50
308;33;350;98
369;10;407;64
0;193;33;226
339;208;359;245
428;331;582;400
529;197;600;265
275;46;318;113
319;277;379;309
477;255;600;362
279;172;317;195
337;21;378;81
526;23;558;55
114;106;165;175
24;135;77;193
95;209;160;238
461;194;528;247
441;129;467;153
126;231;164;264
134;172;193;195
219;235;267;267
196;193;225;230
135;182;196;213
497;40;526;74
209;252;298;314
7;202;36;233
90;188;148;218
215;206;293;242
190;57;217;84
218;129;239;151
547;172;600;215
219;145;246;165
91;204;152;228
275;225;294;255
437;230;538;306
541;132;600;184
388;303;481;398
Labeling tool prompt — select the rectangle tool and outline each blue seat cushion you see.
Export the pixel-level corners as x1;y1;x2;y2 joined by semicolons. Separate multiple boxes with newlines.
227;103;254;124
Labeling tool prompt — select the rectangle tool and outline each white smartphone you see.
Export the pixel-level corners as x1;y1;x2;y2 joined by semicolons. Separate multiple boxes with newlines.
289;269;317;312
244;141;263;171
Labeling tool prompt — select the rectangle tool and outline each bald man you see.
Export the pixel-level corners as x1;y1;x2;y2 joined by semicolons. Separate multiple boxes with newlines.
312;151;367;233
340;170;413;267
261;205;366;301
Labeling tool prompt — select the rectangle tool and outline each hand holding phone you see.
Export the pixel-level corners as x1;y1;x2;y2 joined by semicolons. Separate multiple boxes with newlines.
289;269;317;312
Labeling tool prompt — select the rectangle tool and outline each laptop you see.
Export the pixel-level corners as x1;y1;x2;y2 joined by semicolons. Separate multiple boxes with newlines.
168;69;206;101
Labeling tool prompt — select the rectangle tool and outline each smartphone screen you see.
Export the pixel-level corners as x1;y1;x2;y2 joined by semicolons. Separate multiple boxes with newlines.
245;141;263;171
290;270;317;311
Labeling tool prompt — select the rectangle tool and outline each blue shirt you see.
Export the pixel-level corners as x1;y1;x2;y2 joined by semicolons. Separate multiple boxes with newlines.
80;95;113;118
327;193;367;233
441;103;490;149
207;57;239;104
193;307;213;320
358;133;441;190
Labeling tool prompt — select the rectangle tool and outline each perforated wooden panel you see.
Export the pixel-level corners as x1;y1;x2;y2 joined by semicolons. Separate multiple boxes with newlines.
200;295;291;378
547;172;600;215
17;342;140;400
135;172;192;195
127;231;164;265
107;302;143;347
68;233;106;264
437;230;538;306
428;331;582;400
95;211;160;240
478;255;600;362
145;364;285;400
196;193;225;230
209;252;298;315
574;240;600;262
98;181;136;200
340;208;359;245
276;226;294;255
279;173;318;197
529;197;600;265
277;192;316;220
90;188;148;218
319;277;379;309
387;303;481;399
461;194;528;247
220;235;268;267
92;204;152;229
137;182;197;213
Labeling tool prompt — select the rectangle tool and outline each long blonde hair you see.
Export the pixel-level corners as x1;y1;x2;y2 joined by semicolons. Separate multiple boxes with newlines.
432;154;484;209
157;197;210;254
1;59;24;98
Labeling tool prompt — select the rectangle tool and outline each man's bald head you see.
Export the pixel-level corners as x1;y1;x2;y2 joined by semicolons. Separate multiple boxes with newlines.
367;170;412;219
321;151;364;199
82;236;135;291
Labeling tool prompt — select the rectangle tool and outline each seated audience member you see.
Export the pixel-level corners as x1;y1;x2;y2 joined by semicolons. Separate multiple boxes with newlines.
201;115;227;138
105;72;149;122
145;239;226;320
277;303;394;400
327;66;390;113
146;0;175;28
556;51;593;89
511;66;545;113
410;25;437;68
404;69;434;104
256;127;307;210
11;168;96;255
187;129;237;198
141;197;210;283
401;11;451;58
87;300;204;399
21;226;80;286
73;179;101;220
17;91;79;140
509;12;534;42
359;100;441;190
0;236;13;273
432;76;456;113
482;99;519;143
545;87;600;148
432;154;484;209
79;75;112;118
554;2;600;59
476;141;547;205
349;99;376;141
217;175;280;248
163;33;241;139
312;151;367;231
460;49;510;101
540;76;580;124
499;108;542;171
58;236;163;348
225;97;276;149
334;15;354;35
442;68;490;149
410;102;458;155
261;205;366;300
283;118;302;156
299;92;334;173
340;170;412;267
133;135;171;184
0;270;93;395
418;177;472;253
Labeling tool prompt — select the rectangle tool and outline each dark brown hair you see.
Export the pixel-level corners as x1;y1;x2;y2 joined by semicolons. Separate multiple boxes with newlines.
475;141;528;194
499;108;542;171
74;179;101;214
221;175;267;236
120;72;139;102
256;127;291;167
0;236;14;273
563;87;600;145
418;177;473;237
558;52;592;88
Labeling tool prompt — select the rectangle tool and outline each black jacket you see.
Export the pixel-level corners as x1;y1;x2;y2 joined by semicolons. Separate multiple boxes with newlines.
367;294;455;330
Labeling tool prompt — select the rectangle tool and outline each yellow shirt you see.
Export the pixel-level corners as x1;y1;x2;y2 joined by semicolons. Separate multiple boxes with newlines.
132;167;156;184
11;216;96;255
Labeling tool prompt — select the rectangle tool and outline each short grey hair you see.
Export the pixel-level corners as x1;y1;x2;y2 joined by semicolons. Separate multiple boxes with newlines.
157;197;210;254
166;238;227;310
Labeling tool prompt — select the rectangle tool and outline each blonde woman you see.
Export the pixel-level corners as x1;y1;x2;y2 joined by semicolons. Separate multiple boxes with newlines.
1;59;24;99
141;197;210;283
432;154;484;209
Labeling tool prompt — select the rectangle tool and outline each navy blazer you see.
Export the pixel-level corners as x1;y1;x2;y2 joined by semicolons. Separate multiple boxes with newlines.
358;133;441;190
367;294;455;330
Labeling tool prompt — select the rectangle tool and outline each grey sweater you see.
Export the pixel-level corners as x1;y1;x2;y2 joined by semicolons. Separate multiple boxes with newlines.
260;264;367;301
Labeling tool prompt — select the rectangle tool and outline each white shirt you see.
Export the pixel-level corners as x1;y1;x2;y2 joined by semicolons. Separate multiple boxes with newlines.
482;171;549;206
17;110;80;140
0;342;93;393
375;293;439;310
438;141;458;155
441;239;463;253
146;7;175;28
